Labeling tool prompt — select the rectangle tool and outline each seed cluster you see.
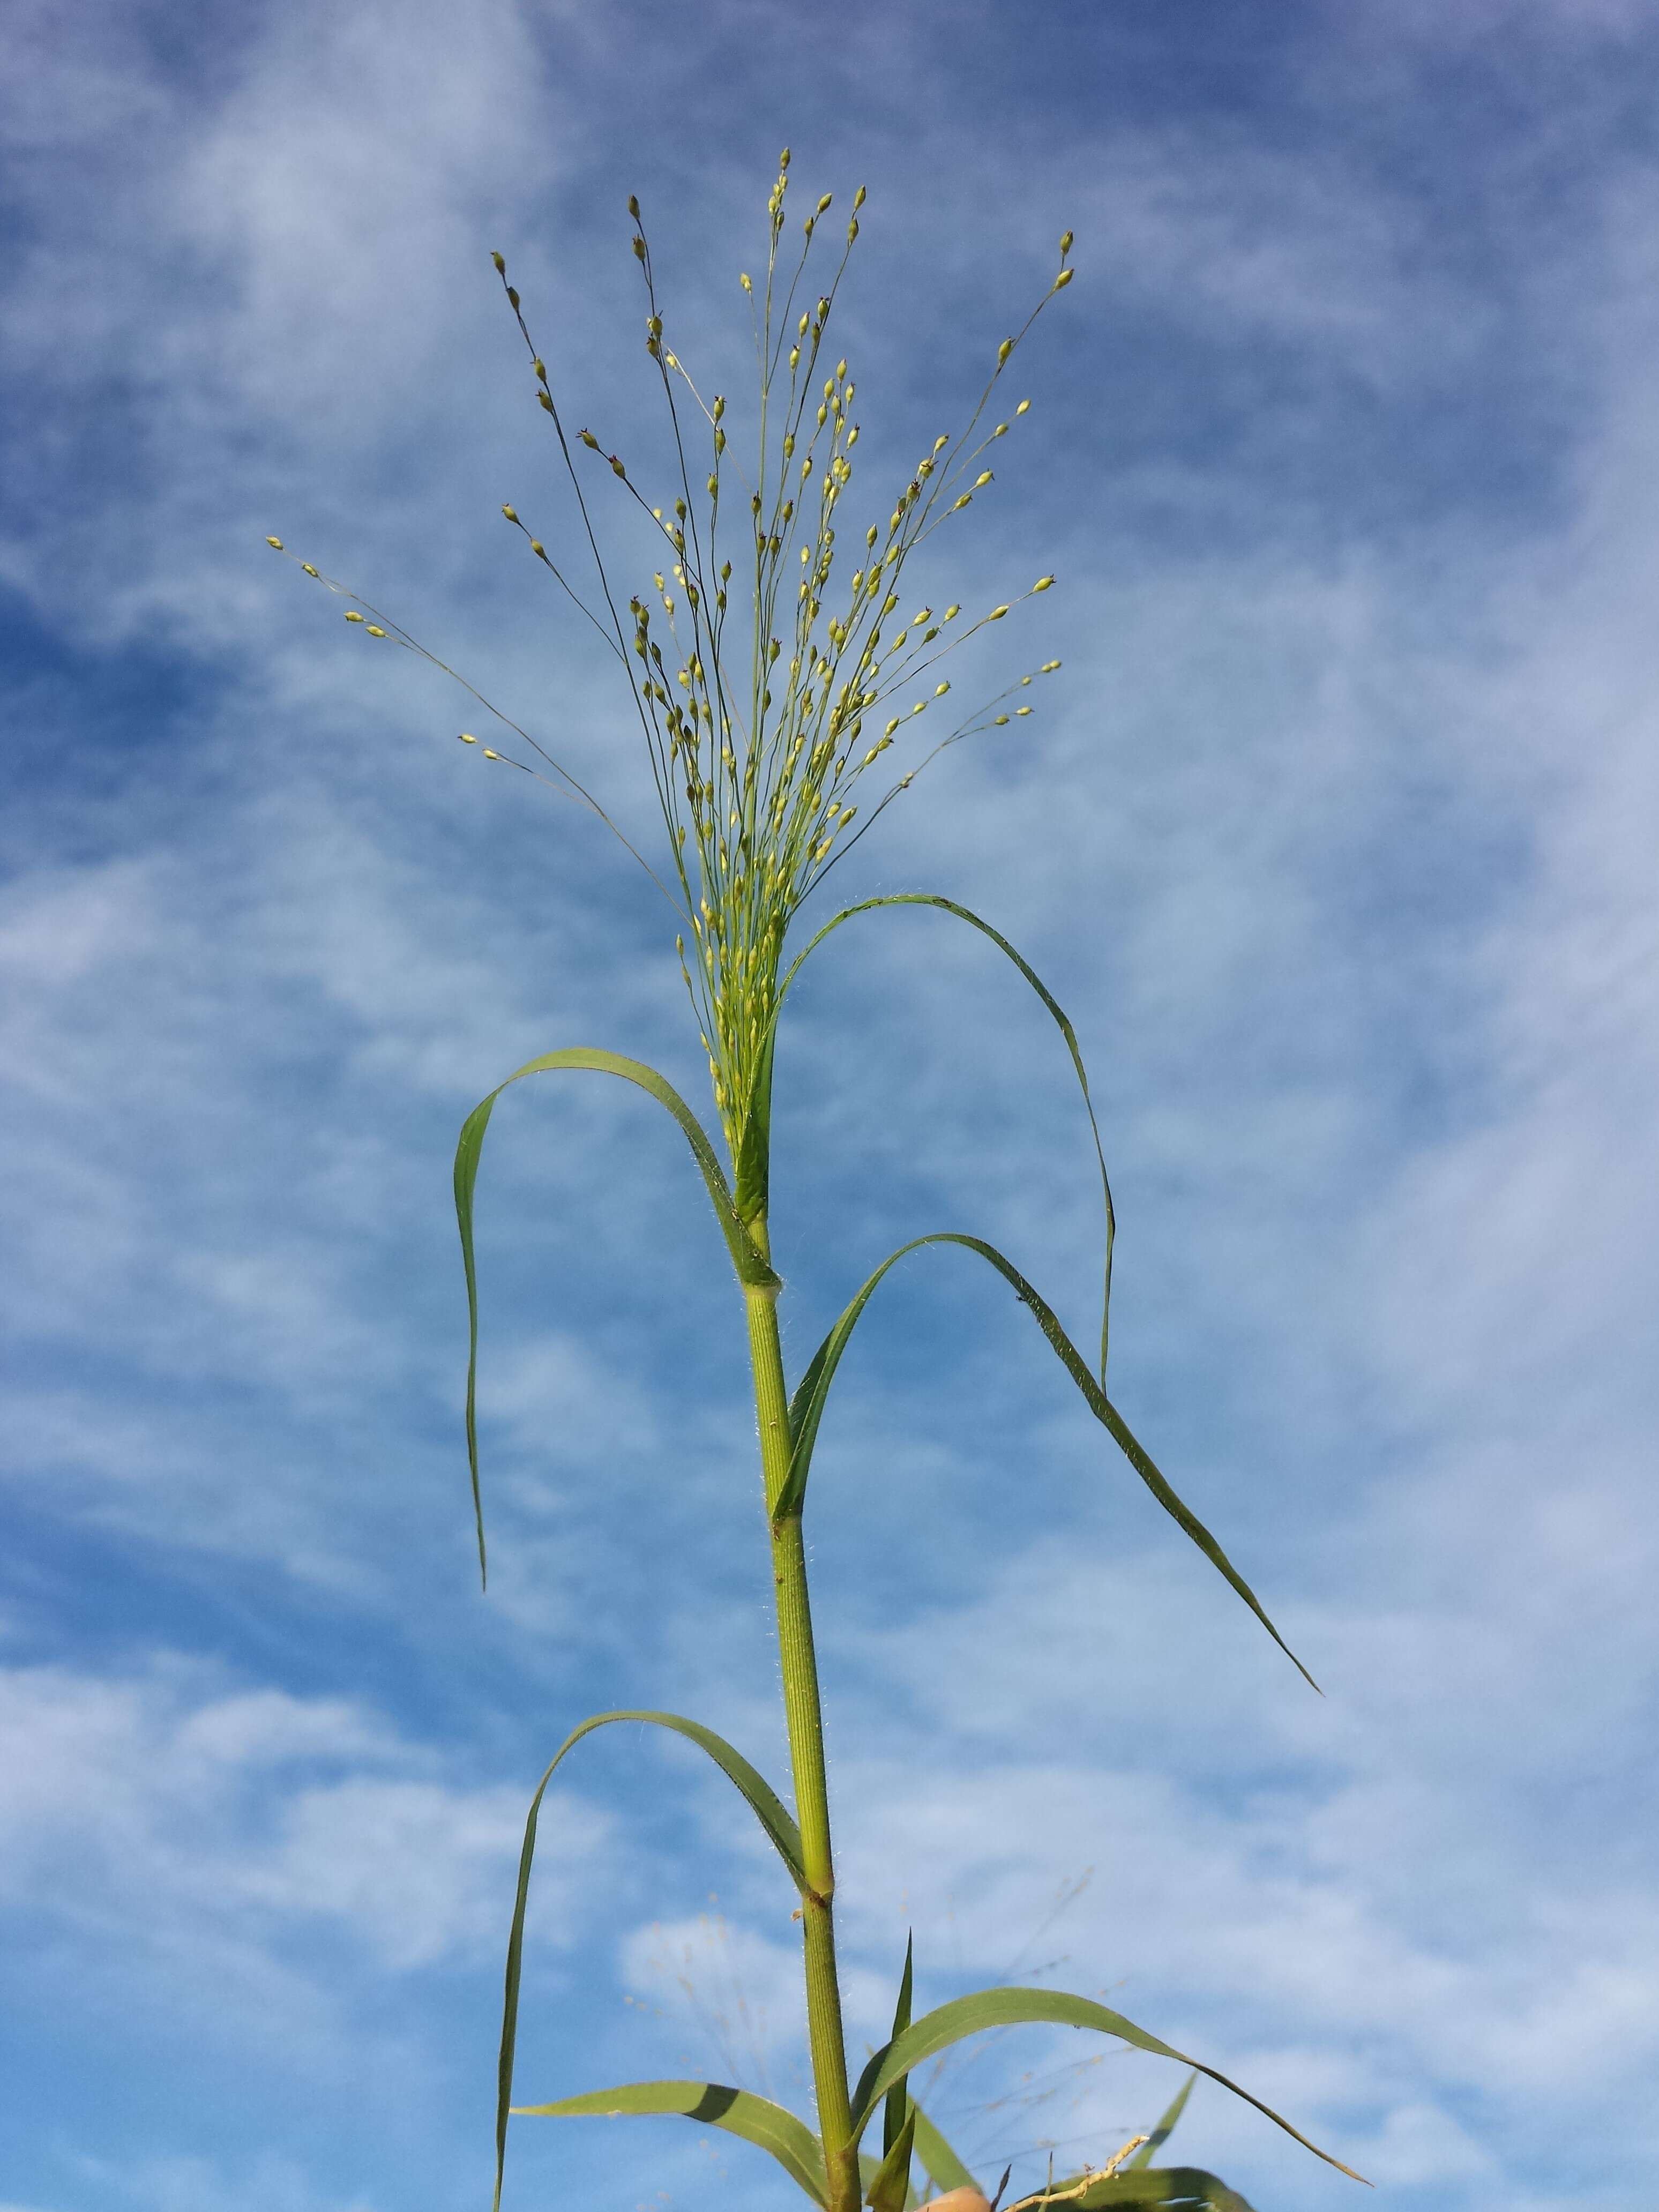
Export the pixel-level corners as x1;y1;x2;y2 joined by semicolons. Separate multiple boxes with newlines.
271;154;1074;1165
509;152;1071;1150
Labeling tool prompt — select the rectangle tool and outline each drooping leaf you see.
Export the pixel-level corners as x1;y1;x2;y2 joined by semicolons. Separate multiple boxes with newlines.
775;893;1117;1380
848;1988;1364;2184
779;1234;1314;1688
494;1710;804;2212
454;1046;776;1582
885;1933;915;2157
910;2101;980;2195
1048;2168;1257;2210
1127;2072;1196;2169
513;2078;827;2204
866;2105;917;2211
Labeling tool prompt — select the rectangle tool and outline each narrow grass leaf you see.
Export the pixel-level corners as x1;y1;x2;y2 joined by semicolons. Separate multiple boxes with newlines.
884;1933;915;2156
910;2102;979;2195
494;1709;805;2212
778;894;1116;1379
779;1233;1314;1688
849;1990;1363;2183
1127;2072;1196;2169
513;2079;828;2204
455;1046;778;1582
867;2105;917;2211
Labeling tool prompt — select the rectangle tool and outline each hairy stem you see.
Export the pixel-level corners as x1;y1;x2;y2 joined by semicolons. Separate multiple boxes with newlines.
744;1239;859;2212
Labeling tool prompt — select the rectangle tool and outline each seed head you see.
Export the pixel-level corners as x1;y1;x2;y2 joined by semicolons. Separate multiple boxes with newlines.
502;504;518;521
265;535;283;550
345;610;364;623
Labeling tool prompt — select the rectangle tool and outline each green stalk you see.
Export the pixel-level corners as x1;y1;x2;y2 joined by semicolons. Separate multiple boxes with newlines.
743;1225;860;2212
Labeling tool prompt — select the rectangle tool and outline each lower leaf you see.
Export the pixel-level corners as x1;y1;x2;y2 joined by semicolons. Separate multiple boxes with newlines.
514;2078;827;2204
1048;2168;1256;2210
849;1987;1365;2184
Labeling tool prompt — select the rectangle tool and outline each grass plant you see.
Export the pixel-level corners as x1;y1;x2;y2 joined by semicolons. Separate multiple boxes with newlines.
270;151;1363;2212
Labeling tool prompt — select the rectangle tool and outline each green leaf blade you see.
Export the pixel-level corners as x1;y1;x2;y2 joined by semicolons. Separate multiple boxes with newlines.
514;2078;827;2204
866;2106;917;2211
848;1988;1363;2184
775;893;1118;1382
454;1046;776;1583
779;1232;1313;1687
1127;2070;1196;2169
910;2102;979;2196
493;1709;805;2212
884;1933;915;2157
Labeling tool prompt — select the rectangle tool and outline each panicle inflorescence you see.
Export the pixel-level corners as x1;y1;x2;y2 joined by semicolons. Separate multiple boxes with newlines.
268;157;1074;1161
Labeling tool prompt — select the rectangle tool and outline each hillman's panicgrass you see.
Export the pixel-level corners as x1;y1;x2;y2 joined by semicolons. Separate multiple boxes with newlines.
270;152;1364;2212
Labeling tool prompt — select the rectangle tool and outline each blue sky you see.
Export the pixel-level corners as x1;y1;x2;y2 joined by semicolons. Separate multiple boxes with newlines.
3;4;1658;2209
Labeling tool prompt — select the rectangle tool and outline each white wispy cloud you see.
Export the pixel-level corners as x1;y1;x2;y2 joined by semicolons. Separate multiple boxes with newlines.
3;5;1656;2210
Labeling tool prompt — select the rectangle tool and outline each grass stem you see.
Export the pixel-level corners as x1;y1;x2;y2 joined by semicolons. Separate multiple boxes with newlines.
745;1243;859;2212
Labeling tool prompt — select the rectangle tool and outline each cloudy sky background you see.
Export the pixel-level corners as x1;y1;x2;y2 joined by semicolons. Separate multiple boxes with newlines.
3;4;1657;2209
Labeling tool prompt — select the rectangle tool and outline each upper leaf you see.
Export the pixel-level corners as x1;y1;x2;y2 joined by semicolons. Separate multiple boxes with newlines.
778;1232;1314;1687
774;892;1117;1379
454;1046;777;1582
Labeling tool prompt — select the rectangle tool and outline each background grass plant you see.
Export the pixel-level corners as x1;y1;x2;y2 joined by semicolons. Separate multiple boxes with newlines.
273;151;1364;2212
